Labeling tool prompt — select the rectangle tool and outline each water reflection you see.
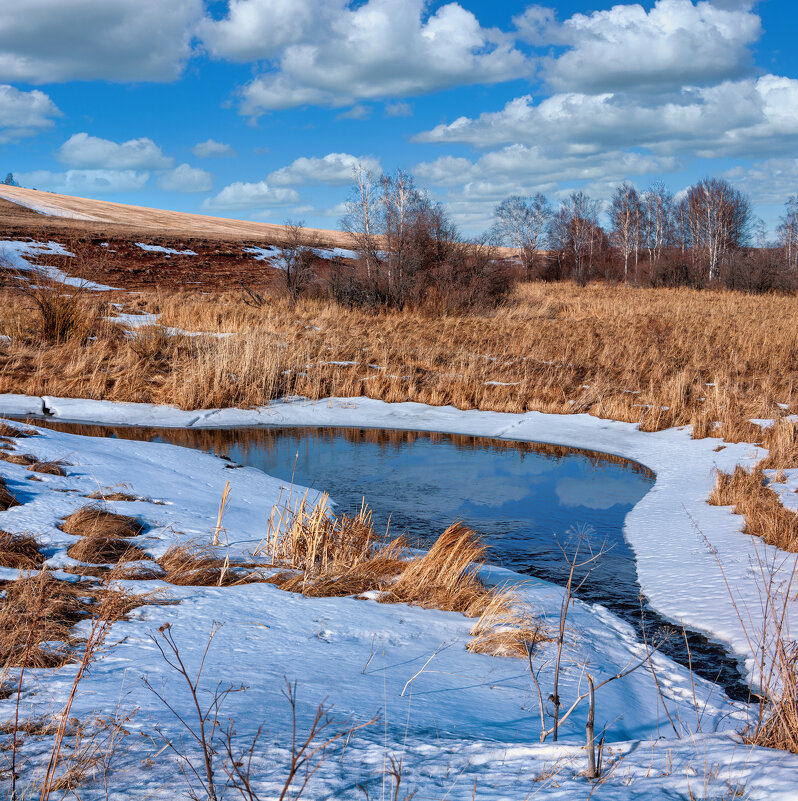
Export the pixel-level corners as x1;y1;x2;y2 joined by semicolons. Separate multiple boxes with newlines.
21;419;748;699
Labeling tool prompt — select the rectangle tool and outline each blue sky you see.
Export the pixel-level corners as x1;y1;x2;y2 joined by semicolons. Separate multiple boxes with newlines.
0;0;796;236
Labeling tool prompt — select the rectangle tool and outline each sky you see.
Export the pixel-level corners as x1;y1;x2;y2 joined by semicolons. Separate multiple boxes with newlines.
0;0;797;237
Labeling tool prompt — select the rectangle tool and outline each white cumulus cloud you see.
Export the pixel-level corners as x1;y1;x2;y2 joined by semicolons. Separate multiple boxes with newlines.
415;76;798;160
523;0;761;93
18;169;150;194
268;153;381;187
191;139;237;158
0;0;203;83
57;133;173;170
0;84;61;142
157;163;213;193
198;0;334;61
201;0;529;113
202;180;300;209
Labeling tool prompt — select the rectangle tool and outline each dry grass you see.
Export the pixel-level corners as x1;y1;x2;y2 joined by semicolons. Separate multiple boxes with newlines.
261;496;542;655
61;505;143;539
467;586;549;658
0;424;36;438
389;522;488;614
750;640;798;754
0;477;19;511
0;452;35;466
263;494;397;574
761;419;798;470
66;536;147;565
86;490;138;502
157;541;265;586
709;467;798;551
28;461;68;476
0;531;44;569
0;571;108;668
2;283;795;431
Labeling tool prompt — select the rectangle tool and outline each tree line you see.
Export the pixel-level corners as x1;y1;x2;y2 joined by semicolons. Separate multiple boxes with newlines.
493;178;798;292
334;166;797;311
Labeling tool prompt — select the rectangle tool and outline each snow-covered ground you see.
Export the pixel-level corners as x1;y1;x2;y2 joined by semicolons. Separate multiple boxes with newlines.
1;396;797;798
0;240;119;291
5;394;793;681
244;245;358;266
0;414;794;799
244;245;283;263
105;311;234;339
135;242;198;256
0;188;103;222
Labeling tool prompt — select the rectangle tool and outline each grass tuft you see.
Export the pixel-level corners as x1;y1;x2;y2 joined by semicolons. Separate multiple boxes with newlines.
709;467;798;551
389;522;488;615
0;477;19;511
0;452;36;466
157;541;264;586
61;505;143;539
28;460;68;476
86;490;138;502
262;496;543;656
0;424;36;439
0;531;44;569
0;571;96;668
466;586;550;658
66;536;147;565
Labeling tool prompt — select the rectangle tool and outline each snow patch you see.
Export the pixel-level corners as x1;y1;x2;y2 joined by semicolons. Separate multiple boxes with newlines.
135;242;198;256
0;240;119;291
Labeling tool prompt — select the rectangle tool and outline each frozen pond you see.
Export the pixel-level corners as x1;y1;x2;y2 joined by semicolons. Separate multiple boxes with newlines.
21;421;750;700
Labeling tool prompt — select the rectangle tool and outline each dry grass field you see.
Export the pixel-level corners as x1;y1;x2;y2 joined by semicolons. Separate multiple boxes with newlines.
1;276;797;550
0;190;796;561
0;185;356;247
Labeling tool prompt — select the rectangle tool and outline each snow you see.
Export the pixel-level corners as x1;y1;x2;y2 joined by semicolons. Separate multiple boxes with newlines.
0;240;119;291
0;188;103;221
244;245;359;267
7;394;792;692
105;311;233;339
135;242;198;256
313;246;358;260
106;312;160;330
3;417;798;798
244;245;283;263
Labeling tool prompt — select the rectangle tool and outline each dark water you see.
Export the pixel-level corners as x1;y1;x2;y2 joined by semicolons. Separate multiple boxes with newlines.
20;419;750;700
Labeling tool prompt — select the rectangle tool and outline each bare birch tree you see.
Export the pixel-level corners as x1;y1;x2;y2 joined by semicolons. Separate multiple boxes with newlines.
643;181;674;275
684;177;751;282
609;183;642;282
493;194;552;274
341;163;380;281
553;192;602;285
777;196;798;274
273;220;317;303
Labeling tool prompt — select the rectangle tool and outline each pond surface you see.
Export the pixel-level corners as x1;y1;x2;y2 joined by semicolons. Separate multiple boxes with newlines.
22;420;749;700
